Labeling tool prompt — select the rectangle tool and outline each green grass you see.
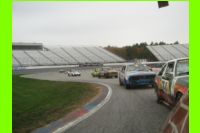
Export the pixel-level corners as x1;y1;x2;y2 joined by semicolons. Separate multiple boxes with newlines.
13;75;99;133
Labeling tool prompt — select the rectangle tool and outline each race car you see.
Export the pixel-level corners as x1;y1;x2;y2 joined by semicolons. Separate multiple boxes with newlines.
66;70;81;76
119;63;156;89
98;67;118;78
91;68;100;77
154;58;188;106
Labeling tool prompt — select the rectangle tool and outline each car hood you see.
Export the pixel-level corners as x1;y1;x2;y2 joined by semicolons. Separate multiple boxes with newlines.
126;71;156;77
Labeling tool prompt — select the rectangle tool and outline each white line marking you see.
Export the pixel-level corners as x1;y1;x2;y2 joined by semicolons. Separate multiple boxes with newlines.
53;81;112;133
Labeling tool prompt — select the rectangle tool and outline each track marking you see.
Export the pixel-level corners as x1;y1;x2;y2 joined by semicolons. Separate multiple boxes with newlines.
53;82;112;133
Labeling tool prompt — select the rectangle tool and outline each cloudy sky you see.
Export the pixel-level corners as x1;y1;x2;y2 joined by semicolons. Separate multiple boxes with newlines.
12;2;188;47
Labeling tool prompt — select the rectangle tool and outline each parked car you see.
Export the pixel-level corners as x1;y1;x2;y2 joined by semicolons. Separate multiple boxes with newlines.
154;58;189;106
161;92;188;133
98;67;118;78
91;68;100;77
119;63;156;89
66;70;81;76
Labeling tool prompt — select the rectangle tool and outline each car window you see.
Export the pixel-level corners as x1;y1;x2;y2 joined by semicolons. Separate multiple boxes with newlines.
121;66;126;72
175;59;189;76
158;64;166;76
165;62;175;74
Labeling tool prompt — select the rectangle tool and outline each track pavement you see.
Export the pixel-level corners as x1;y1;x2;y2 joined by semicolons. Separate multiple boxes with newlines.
23;69;170;133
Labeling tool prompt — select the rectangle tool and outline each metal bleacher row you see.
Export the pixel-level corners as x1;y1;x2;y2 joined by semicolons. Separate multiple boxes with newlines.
12;46;125;67
146;44;188;61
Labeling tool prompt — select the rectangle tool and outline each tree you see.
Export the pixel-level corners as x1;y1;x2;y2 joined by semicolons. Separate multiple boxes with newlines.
158;41;166;45
104;41;171;61
174;41;179;44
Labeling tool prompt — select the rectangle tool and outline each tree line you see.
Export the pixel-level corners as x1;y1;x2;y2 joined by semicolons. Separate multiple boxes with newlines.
104;41;180;61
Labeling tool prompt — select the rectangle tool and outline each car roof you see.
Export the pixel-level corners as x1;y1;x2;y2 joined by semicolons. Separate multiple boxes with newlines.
166;57;188;63
122;63;135;66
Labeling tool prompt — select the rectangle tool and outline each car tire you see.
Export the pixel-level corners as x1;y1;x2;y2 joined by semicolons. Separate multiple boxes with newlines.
124;79;130;89
175;92;183;102
125;84;130;89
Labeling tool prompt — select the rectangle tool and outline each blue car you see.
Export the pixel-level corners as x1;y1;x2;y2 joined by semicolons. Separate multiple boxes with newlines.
119;63;156;89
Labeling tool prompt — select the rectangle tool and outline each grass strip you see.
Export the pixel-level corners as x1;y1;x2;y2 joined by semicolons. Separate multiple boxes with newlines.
13;75;99;133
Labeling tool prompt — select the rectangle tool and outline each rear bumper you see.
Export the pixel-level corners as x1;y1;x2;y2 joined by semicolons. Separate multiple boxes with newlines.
127;75;155;86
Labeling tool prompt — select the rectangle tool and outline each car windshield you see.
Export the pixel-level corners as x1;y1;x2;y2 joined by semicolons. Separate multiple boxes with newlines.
127;64;149;72
175;59;189;76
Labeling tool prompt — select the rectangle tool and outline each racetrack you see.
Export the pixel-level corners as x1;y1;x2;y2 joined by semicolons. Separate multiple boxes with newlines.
23;69;170;133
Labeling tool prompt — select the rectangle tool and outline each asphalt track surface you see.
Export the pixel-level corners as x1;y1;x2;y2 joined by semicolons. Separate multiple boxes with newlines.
23;69;170;133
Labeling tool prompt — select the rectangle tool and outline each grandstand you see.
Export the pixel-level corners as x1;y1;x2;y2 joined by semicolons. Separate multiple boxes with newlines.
146;44;188;61
12;42;125;67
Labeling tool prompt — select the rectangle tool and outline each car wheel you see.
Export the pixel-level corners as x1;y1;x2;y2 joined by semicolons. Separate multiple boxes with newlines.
175;92;183;102
124;80;130;89
125;84;130;89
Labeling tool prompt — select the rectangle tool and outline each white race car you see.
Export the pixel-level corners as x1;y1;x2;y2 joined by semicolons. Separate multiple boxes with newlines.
67;70;81;76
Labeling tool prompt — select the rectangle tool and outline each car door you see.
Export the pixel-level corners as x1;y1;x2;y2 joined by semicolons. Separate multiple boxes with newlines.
156;64;167;89
161;61;175;95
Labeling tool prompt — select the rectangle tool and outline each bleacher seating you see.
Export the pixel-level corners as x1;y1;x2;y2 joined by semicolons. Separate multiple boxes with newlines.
39;51;67;65
72;47;103;63
147;44;188;61
25;50;53;65
61;47;91;63
12;56;20;67
96;47;124;62
13;51;38;66
85;47;116;62
12;45;125;67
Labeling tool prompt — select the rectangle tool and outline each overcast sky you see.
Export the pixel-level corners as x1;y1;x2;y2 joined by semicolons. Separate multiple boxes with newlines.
12;2;188;47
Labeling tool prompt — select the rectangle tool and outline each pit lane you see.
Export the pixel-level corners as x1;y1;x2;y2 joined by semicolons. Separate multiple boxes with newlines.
23;69;170;133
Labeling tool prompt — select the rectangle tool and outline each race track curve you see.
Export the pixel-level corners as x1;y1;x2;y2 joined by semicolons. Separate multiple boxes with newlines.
23;69;170;133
